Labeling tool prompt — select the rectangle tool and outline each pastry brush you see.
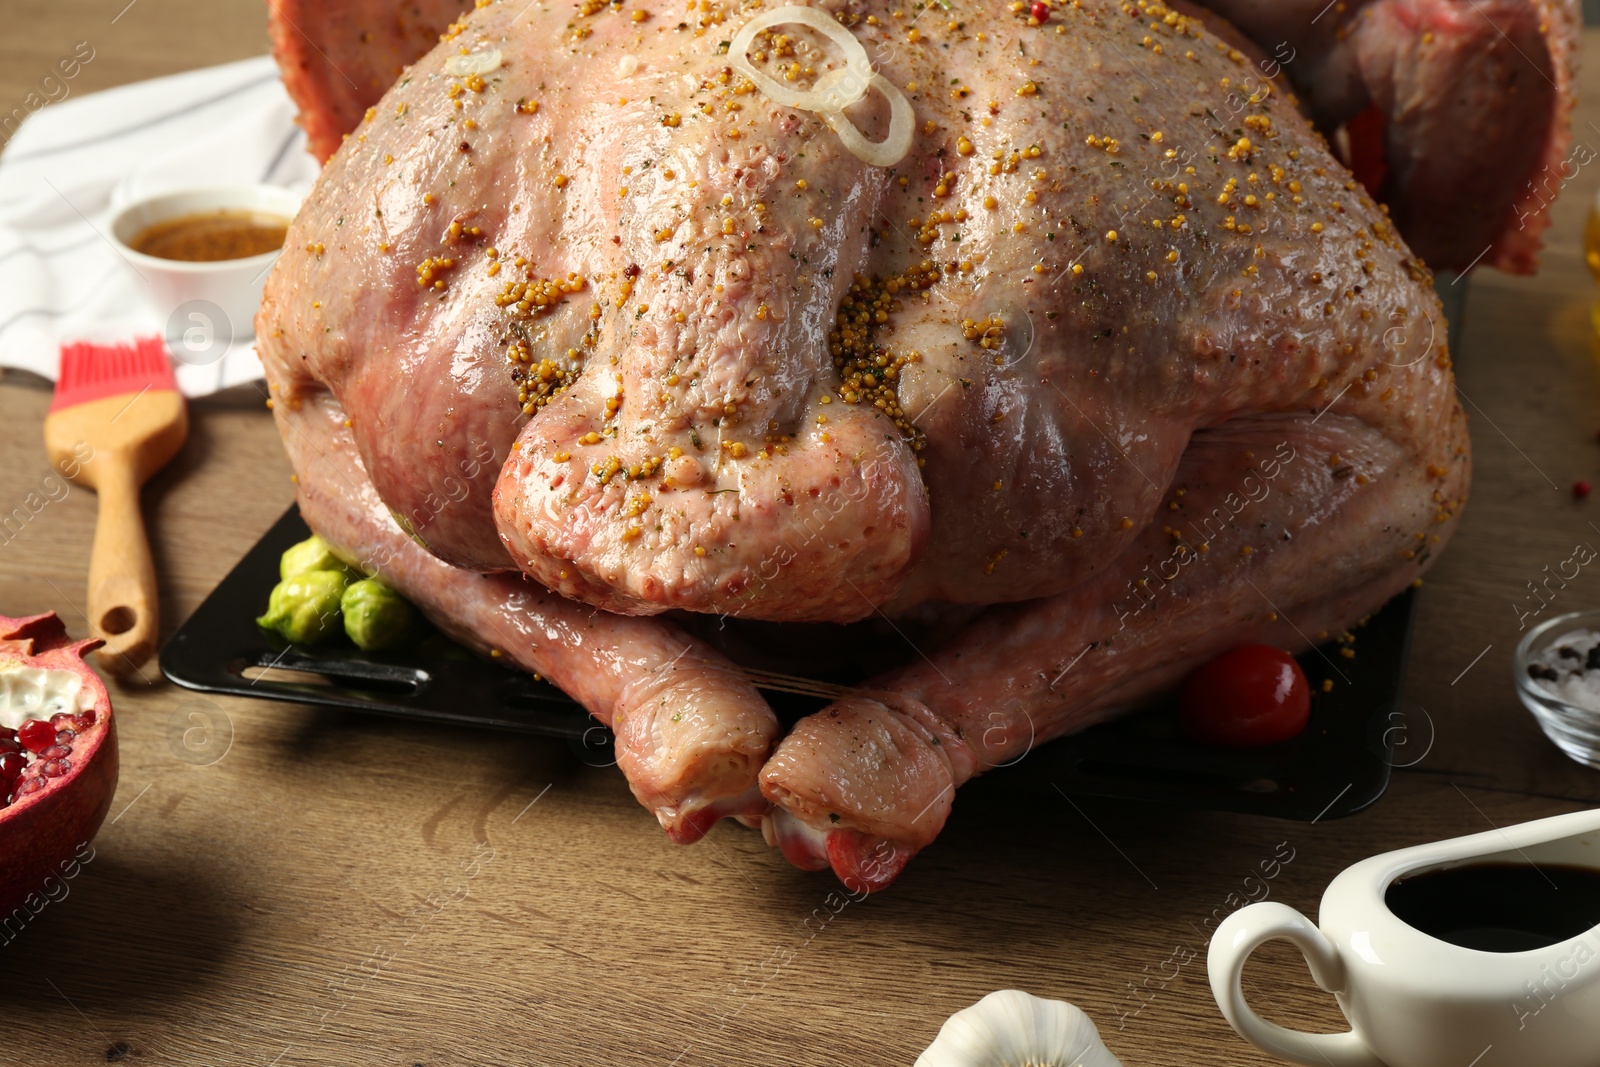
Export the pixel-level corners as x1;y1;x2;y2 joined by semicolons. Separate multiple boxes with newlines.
43;338;187;677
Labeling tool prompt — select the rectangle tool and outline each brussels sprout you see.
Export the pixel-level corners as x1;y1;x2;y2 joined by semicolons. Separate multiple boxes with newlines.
341;578;417;651
279;535;356;581
256;570;349;645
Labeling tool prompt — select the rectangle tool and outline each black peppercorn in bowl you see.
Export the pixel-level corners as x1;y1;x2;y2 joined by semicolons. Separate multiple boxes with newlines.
1514;610;1600;769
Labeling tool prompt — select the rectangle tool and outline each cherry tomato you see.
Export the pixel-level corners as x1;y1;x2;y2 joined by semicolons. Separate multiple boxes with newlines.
1180;645;1310;747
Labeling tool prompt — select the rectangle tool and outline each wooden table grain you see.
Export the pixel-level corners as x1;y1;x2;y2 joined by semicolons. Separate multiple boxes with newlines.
3;6;1600;1065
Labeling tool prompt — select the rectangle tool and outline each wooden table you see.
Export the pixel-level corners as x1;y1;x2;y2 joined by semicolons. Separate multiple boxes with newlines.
3;6;1599;1064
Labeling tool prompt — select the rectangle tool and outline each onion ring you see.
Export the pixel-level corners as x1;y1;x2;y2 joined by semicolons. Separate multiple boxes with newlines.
729;7;915;168
730;6;873;112
823;74;915;169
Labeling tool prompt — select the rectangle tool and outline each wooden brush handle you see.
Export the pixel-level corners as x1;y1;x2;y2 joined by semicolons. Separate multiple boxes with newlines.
86;459;158;678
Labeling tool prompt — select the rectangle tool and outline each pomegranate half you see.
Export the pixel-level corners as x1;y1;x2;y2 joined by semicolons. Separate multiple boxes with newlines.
0;613;118;919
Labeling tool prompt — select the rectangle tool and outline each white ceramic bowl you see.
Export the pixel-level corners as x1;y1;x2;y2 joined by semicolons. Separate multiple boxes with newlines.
107;185;302;359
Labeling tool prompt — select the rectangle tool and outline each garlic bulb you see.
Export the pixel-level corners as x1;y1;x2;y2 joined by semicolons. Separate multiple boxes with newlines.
915;991;1125;1067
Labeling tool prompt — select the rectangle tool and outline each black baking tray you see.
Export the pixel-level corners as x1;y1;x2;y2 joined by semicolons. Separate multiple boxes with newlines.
161;505;1414;821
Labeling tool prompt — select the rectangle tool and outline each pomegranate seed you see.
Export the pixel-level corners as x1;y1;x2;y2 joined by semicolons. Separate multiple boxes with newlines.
0;727;16;743
0;753;25;781
1030;0;1050;21
17;719;55;753
40;759;70;779
39;745;71;760
49;712;74;729
15;778;44;797
1576;480;1592;500
54;729;75;745
0;739;21;755
72;711;96;730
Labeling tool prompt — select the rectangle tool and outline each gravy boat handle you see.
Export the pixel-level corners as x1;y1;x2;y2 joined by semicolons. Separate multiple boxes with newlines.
1208;902;1386;1067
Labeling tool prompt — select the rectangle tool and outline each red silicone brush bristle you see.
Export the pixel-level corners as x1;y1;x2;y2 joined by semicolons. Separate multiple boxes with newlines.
50;336;178;413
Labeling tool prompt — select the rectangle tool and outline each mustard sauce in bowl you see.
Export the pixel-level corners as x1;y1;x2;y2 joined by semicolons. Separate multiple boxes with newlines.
128;210;290;263
108;185;304;348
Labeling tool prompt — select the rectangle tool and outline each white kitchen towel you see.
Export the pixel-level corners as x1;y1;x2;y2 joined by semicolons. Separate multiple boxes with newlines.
0;55;316;397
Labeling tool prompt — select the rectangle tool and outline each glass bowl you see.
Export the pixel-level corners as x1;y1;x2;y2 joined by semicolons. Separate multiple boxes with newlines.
1514;609;1600;769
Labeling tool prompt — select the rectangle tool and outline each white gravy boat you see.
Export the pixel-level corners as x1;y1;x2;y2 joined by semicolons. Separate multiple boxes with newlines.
1208;809;1600;1067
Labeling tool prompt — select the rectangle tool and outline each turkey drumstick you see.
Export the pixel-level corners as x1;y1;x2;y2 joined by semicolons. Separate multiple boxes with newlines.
269;387;780;842
763;409;1468;889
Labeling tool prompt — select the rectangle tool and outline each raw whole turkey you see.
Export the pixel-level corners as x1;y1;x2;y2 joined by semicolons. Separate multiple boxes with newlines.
258;0;1577;889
